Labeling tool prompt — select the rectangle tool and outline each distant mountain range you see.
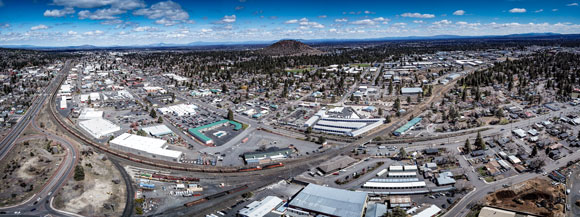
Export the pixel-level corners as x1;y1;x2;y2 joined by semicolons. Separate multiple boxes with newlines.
1;32;578;50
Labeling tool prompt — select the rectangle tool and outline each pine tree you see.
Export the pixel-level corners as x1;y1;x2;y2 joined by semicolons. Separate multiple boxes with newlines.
464;139;472;154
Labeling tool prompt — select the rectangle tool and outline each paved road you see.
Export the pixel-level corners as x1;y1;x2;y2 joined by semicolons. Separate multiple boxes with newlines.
0;61;69;160
0;60;84;217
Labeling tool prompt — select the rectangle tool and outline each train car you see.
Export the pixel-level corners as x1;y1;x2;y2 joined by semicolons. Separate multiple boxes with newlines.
238;166;262;172
184;198;207;207
228;185;249;194
263;163;284;169
205;191;228;200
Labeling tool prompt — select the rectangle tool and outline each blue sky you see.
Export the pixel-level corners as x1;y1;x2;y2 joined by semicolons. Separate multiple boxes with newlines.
0;0;579;46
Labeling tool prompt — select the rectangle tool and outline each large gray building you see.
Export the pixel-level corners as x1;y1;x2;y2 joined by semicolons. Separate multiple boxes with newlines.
287;184;368;217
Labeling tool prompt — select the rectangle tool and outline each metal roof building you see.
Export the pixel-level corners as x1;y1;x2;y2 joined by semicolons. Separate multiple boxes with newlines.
288;184;368;217
110;133;183;162
393;117;422;136
238;196;283;217
401;87;423;95
78;118;120;138
142;125;173;137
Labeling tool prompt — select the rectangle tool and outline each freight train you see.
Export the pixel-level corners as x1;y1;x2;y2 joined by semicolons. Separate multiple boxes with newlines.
184;184;249;207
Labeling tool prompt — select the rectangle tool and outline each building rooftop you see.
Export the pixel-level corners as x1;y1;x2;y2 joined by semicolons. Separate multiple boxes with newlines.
289;184;367;217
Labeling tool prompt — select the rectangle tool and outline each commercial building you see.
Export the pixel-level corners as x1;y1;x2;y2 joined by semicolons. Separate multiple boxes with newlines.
287;184;367;217
79;118;120;138
158;104;197;116
110;133;183;162
401;87;423;95
393;117;422;136
388;195;412;208
78;108;104;120
306;107;385;137
412;204;442;217
188;119;242;145
243;148;293;164
238;196;284;217
142;125;173;137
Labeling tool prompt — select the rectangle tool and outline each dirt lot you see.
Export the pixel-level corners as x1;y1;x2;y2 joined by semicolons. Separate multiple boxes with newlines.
485;178;566;217
53;146;126;217
0;138;64;206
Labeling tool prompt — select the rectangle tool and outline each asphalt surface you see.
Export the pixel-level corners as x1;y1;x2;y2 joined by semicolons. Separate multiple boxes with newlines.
0;61;83;217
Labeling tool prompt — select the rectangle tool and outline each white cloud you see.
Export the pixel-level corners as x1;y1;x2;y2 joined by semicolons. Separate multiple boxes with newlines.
535;9;544;13
134;1;190;26
133;26;157;32
433;19;452;25
329;28;337;32
219;15;236;23
30;24;49;31
350;19;376;25
284;19;298;24
364;10;375;14
44;7;75;17
413;20;424;24
52;0;144;10
567;3;579;6
0;23;9;28
83;30;104;35
318;15;327;18
453;10;465;15
552;9;559;11
67;30;77;35
509;8;526;13
78;8;124;20
335;18;348;22
201;28;213;33
401;12;435;18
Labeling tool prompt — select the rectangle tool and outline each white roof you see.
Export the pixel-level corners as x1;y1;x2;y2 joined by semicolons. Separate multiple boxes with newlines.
508;155;521;164
110;133;182;159
142;125;173;136
158;104;197;116
79;118;120;138
238;196;283;217
404;165;418;171
412;204;441;217
78;108;104;120
111;133;166;150
363;181;426;188
388;172;417;177
389;165;404;171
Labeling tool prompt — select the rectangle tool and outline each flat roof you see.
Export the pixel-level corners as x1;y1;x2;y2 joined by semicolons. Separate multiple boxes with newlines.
412;204;441;217
363;181;426;188
238;196;283;217
79;118;120;138
110;133;183;159
142;124;173;136
289;184;367;217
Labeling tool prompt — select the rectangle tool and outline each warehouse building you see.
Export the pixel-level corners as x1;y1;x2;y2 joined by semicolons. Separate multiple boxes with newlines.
142;125;173;137
393;117;422;136
243;148;294;164
158;104;197;116
305;107;385;137
287;184;368;217
110;133;183;162
78;108;104;120
238;196;284;217
401;87;423;95
79;118;120;138
317;155;357;174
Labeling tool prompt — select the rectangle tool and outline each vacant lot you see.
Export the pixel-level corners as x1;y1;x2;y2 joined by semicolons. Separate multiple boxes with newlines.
54;147;126;216
485;178;565;217
0;138;64;206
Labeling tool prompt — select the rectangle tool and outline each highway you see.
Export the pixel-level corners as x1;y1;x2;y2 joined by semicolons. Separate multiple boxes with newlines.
0;61;83;217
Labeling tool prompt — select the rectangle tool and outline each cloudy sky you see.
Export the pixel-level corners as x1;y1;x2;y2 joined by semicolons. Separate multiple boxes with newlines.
0;0;579;46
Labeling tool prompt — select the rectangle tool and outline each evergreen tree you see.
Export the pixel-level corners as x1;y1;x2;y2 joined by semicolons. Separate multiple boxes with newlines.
464;139;472;154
